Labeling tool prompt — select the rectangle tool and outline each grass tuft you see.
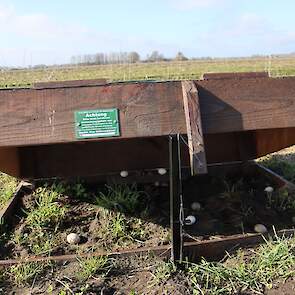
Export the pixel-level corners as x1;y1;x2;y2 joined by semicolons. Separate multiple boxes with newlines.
0;173;18;209
95;184;147;215
25;187;67;229
7;261;49;287
187;234;295;294
77;255;110;281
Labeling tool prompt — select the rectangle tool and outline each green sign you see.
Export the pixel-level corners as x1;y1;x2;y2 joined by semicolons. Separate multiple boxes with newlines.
75;109;120;139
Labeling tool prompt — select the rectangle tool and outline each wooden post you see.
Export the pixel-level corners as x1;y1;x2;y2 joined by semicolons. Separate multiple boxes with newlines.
182;81;207;175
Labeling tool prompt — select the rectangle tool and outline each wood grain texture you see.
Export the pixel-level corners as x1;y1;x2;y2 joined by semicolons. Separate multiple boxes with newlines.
182;81;207;174
0;81;186;147
0;147;19;176
203;72;268;80
197;77;295;134
33;79;107;89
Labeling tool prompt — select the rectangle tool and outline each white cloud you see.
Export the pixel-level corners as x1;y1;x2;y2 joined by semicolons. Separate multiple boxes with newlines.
0;3;88;40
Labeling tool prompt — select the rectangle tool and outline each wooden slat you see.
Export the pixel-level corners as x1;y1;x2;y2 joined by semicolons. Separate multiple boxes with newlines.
182;81;207;174
33;79;107;89
203;72;268;80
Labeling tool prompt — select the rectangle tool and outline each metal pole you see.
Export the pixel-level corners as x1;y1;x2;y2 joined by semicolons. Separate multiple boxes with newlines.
169;134;183;263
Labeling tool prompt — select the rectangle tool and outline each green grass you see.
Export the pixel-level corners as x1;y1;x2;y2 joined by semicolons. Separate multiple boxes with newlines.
25;186;67;229
186;233;295;294
150;261;177;286
261;157;295;183
77;256;110;281
94;208;148;249
7;261;49;287
95;184;148;215
0;173;18;209
2;57;295;88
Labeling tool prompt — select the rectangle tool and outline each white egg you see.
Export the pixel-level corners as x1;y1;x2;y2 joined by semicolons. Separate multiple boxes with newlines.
191;202;201;211
254;224;268;234
66;233;80;245
154;181;160;187
264;186;274;193
185;215;197;225
157;168;167;175
120;171;129;178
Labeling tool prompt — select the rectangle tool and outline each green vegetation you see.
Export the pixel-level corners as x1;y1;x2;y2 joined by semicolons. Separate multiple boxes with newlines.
77;255;110;281
0;173;18;209
96;184;147;214
7;261;49;287
94;208;148;248
262;157;295;183
2;57;295;88
187;234;295;294
150;261;177;286
25;186;67;229
13;185;67;256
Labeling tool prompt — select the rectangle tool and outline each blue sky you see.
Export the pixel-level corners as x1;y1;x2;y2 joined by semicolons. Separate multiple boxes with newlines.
0;0;295;66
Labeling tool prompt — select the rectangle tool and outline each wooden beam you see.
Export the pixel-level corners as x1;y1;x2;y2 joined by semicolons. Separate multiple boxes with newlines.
0;77;295;149
33;79;107;89
182;81;207;174
0;81;186;147
203;72;268;80
197;76;295;134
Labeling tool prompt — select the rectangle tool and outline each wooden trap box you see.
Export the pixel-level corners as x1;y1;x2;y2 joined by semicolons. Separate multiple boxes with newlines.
0;73;294;180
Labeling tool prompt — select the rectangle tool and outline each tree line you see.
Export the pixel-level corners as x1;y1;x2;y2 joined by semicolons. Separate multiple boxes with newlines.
70;51;188;65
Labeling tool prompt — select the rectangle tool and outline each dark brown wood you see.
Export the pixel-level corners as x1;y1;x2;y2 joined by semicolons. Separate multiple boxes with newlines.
197;77;295;134
0;147;19;176
0;181;34;226
1;77;295;147
0;81;185;147
182;81;207;174
33;79;107;89
184;229;295;262
203;72;269;80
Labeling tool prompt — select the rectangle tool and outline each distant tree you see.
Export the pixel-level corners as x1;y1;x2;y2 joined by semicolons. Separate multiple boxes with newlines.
147;50;165;62
175;51;188;61
128;51;140;63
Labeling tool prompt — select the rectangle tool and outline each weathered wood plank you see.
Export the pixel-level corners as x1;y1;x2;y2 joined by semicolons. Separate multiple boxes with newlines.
0;181;34;227
0;81;186;147
182;81;207;174
0;77;295;150
203;72;268;80
197;76;295;134
33;79;107;89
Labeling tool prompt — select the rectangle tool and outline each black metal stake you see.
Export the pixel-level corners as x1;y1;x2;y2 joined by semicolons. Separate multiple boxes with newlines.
169;134;183;263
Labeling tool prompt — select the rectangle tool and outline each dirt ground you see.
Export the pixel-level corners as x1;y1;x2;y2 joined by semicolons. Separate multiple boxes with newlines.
1;146;295;294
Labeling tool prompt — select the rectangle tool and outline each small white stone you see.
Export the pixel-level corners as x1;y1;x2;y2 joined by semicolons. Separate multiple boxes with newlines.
264;186;274;193
292;216;295;224
120;171;129;178
254;224;268;234
157;168;167;175
185;215;197;225
66;233;80;245
191;202;201;211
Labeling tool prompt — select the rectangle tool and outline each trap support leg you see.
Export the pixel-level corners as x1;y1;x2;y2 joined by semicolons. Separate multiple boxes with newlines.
169;134;183;263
